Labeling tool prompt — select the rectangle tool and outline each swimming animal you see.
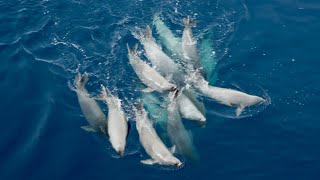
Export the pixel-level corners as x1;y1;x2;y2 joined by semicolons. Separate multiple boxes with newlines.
190;72;265;117
153;13;183;59
74;72;107;134
134;26;184;86
181;16;265;117
96;85;129;156
127;43;176;93
178;91;206;123
182;16;202;72
135;100;182;167
141;92;168;130
135;24;206;122
167;89;199;161
153;14;217;84
199;32;218;83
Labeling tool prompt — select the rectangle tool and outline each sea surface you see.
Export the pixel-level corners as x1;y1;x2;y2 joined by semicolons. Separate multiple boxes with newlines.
1;0;320;179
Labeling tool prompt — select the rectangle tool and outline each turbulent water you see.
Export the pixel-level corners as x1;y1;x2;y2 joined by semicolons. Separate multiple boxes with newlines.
1;0;320;179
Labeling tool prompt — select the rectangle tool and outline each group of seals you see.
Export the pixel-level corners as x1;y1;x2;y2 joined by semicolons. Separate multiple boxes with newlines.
75;74;129;157
74;14;266;168
74;72;182;167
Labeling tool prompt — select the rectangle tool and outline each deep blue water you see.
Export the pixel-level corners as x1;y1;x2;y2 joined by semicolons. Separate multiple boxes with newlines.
1;0;320;179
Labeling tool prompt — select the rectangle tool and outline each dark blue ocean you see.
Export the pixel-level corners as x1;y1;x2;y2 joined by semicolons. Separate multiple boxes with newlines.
1;0;320;179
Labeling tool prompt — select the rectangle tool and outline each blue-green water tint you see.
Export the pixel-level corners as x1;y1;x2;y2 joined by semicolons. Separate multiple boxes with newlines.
1;0;320;179
141;91;168;130
199;32;219;84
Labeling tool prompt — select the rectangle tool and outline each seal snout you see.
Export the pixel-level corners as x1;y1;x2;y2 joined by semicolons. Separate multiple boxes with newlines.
175;162;183;168
199;115;206;122
198;120;207;128
117;150;124;157
258;97;268;105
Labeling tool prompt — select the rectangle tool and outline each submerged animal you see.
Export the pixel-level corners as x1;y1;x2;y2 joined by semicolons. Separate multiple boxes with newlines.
135;100;182;167
153;13;183;59
199;32;218;83
141;92;168;130
96;85;129;156
167;89;199;161
127;43;176;92
74;72;107;134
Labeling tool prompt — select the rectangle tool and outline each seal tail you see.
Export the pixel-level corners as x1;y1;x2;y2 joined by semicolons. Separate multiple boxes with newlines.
152;12;161;24
95;84;111;101
126;43;138;56
183;16;196;28
74;72;89;90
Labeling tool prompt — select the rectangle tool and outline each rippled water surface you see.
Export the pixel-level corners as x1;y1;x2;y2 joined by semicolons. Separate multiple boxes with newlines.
1;0;319;179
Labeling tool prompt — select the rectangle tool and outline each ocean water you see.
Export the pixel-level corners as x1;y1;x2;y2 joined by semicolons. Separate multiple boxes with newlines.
1;0;320;179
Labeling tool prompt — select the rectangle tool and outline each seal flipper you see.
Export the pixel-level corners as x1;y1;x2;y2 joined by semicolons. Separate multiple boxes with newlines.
141;87;155;93
81;125;97;132
95;84;107;101
141;159;157;165
95;84;113;105
127;43;138;56
74;72;89;90
169;145;176;154
236;105;245;117
99;125;109;137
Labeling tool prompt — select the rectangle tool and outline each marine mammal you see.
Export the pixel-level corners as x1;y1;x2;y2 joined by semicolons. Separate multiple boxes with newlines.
180;16;265;117
182;16;202;72
153;13;183;59
199;32;218;83
97;85;129;156
127;43;176;92
167;89;199;161
134;26;206;121
190;71;265;117
141;92;168;130
178;90;206;123
134;26;184;86
74;72;107;134
135;100;182;167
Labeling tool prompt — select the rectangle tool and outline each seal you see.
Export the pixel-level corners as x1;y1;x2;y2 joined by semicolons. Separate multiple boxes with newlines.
135;100;182;168
96;85;129;156
134;26;184;86
74;72;107;134
167;89;199;161
153;13;183;59
127;43;176;93
190;71;265;117
182;16;202;73
178;90;206;123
